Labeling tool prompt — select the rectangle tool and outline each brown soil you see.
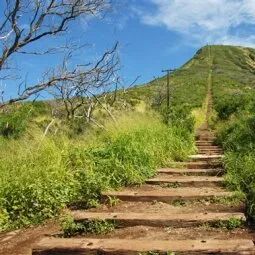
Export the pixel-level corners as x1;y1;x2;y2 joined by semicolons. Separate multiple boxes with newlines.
0;221;60;255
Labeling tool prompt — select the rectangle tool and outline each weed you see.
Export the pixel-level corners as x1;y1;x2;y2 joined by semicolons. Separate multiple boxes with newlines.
61;215;116;238
107;196;121;207
207;192;245;205
87;199;100;208
151;200;158;205
210;217;244;230
160;183;181;188
61;216;86;238
172;199;186;207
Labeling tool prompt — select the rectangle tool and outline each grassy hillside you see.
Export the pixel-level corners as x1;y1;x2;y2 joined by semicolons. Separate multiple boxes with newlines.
127;46;211;108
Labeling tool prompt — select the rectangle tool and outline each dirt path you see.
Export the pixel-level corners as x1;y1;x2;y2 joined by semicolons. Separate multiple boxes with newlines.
0;221;60;255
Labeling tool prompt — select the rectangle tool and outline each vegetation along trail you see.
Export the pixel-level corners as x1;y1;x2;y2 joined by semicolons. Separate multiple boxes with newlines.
31;52;255;254
1;45;255;254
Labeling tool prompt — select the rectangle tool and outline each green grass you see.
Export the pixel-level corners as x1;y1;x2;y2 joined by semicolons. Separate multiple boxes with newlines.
206;45;255;219
210;217;244;230
0;111;195;231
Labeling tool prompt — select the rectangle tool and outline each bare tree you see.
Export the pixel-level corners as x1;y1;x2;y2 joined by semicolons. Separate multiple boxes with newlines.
49;42;119;121
0;0;115;107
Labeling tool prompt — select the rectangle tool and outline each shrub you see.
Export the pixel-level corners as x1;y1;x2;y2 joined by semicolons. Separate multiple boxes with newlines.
214;93;251;120
0;105;33;138
161;104;195;133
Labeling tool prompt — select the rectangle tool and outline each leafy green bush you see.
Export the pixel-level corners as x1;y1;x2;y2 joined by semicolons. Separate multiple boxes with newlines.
0;105;33;138
0;102;51;139
214;93;252;120
161;104;195;133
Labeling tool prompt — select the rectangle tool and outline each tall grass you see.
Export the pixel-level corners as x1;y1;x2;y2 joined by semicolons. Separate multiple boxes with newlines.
0;111;195;231
210;45;255;218
215;111;255;218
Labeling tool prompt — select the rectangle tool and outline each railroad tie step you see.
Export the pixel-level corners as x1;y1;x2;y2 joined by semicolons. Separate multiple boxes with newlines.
101;189;232;203
198;150;223;154
198;151;223;155
198;148;223;152
199;152;223;155
146;176;223;187
187;161;223;169
189;154;224;162
196;146;222;149
167;161;223;169
196;141;216;146
157;168;225;176
71;211;245;228
197;137;216;142
32;237;255;255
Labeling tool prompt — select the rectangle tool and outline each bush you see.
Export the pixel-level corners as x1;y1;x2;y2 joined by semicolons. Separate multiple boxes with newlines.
217;114;255;152
161;104;195;133
0;105;34;138
214;93;251;120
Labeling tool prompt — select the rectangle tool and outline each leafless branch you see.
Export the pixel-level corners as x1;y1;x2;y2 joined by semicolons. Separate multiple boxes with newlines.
46;42;119;120
0;0;114;104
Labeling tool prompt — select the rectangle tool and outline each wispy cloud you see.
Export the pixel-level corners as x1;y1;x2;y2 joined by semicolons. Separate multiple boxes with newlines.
135;0;255;47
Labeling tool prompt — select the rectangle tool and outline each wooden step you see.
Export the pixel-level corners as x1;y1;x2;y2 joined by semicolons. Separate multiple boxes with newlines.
101;189;232;203
196;141;215;146
198;150;223;154
188;161;223;169
197;137;215;142
32;237;255;255
167;161;222;169
198;147;222;151
199;151;223;155
146;176;223;187
198;150;223;155
71;211;245;228
198;133;216;136
157;168;225;176
196;146;222;149
189;155;224;162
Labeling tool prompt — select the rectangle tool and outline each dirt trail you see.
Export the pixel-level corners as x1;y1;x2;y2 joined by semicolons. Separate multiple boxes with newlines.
1;51;255;254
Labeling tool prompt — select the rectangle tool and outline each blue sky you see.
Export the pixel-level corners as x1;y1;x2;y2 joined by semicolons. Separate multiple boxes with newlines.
2;0;255;100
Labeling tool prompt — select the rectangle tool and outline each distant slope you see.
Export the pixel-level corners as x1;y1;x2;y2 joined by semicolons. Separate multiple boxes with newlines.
126;46;211;109
210;45;255;114
126;45;255;112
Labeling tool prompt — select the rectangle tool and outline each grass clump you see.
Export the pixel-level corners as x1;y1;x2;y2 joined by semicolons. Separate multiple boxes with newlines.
61;216;116;238
210;217;244;230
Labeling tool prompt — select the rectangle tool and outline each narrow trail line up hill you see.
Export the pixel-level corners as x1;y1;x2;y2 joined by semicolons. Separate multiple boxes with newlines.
33;67;255;253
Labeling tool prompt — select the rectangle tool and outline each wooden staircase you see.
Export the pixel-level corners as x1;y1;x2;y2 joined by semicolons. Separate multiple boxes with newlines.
32;129;255;254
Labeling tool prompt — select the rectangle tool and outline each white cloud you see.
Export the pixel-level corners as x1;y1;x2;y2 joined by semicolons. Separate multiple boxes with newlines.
137;0;255;47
